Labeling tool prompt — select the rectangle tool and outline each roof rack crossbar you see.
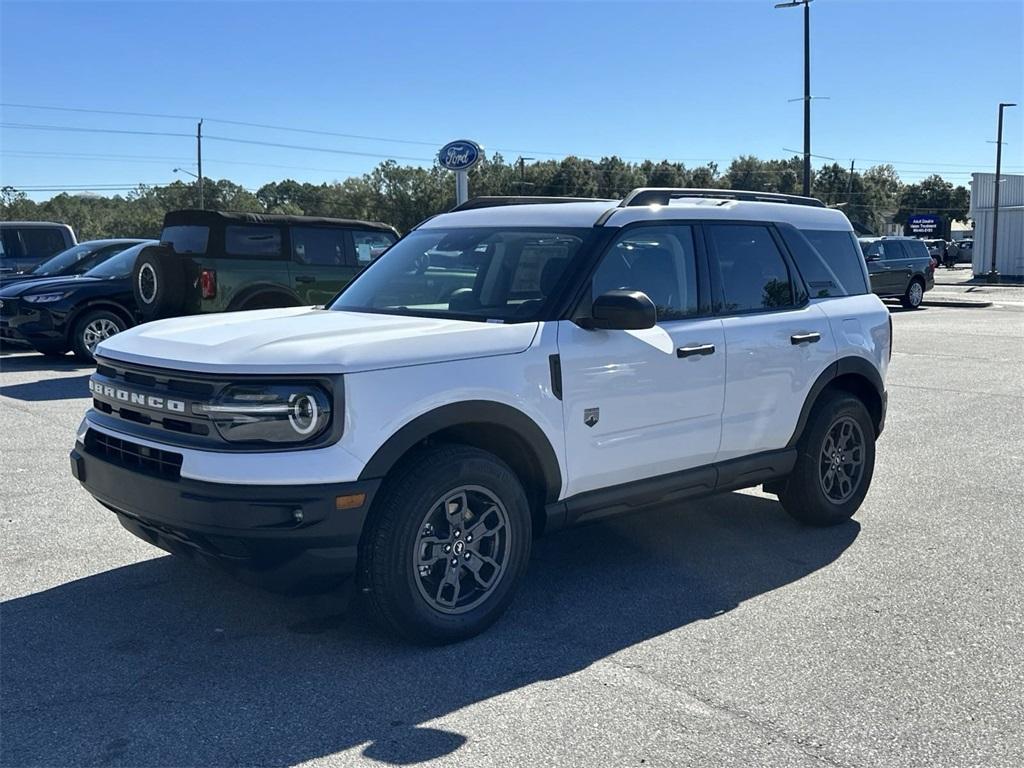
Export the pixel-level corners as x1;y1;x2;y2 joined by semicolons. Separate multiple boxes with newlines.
619;188;826;209
450;196;614;212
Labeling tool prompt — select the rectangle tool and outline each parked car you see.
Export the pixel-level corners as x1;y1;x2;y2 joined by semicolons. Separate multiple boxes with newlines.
858;236;934;308
954;239;973;264
131;210;399;321
0;221;76;275
0;240;156;360
0;239;146;289
922;239;947;268
72;189;890;643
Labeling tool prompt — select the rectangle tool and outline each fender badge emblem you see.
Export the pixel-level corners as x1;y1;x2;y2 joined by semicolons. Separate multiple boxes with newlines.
584;408;599;428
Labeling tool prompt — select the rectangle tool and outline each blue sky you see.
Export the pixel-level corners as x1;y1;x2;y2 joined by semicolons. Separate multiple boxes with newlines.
2;0;1022;199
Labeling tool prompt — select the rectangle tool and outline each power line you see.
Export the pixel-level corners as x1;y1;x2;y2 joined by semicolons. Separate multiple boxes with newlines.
0;122;192;139
0;102;200;121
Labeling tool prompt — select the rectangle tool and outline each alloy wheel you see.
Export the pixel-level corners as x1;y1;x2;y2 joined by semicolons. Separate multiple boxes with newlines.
413;485;511;614
908;282;923;307
82;317;121;353
818;416;866;504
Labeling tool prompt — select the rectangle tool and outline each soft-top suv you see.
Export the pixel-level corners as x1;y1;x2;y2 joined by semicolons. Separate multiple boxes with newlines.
131;210;399;320
72;189;890;643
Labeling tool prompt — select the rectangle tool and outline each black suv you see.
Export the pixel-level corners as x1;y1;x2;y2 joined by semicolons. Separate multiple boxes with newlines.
131;210;399;320
858;237;935;309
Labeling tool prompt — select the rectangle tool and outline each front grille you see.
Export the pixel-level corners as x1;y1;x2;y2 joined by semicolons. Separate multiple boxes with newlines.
85;430;183;480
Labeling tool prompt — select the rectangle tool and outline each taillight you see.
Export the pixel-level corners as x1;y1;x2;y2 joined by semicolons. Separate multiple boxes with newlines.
200;269;216;299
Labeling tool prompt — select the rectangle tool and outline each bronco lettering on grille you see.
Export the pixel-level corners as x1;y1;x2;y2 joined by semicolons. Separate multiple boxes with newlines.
89;379;186;413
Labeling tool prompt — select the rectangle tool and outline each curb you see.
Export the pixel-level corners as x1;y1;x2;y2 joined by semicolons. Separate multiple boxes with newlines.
920;298;993;309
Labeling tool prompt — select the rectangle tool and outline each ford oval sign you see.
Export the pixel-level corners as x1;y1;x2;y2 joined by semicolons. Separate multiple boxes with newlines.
438;140;482;171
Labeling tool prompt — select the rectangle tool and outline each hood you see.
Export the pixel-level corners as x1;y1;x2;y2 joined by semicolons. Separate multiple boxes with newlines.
0;275;100;298
97;307;540;374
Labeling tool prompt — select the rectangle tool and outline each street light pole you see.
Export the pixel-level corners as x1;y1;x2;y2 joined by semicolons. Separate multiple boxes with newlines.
776;0;814;197
517;156;534;195
196;119;204;210
988;102;1016;283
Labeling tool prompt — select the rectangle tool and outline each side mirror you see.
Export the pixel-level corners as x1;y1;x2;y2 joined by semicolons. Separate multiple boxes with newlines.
864;254;879;262
585;289;657;330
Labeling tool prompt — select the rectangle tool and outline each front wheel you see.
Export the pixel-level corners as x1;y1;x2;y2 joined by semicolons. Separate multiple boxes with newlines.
778;391;876;527
901;278;925;309
72;309;127;361
358;445;532;644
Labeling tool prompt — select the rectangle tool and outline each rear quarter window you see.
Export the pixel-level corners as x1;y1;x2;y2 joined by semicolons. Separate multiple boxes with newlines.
161;225;209;255
225;225;282;257
798;229;869;296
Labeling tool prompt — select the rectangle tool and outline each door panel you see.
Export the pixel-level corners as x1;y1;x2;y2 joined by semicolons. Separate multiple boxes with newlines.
717;304;836;460
558;318;726;497
882;240;911;294
289;227;357;305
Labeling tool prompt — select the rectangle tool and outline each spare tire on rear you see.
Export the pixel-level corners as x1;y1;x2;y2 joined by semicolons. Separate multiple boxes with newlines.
132;245;187;320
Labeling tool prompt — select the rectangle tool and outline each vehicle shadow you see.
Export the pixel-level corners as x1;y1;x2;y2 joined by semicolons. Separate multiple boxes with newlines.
0;374;91;401
0;350;90;373
1;493;859;766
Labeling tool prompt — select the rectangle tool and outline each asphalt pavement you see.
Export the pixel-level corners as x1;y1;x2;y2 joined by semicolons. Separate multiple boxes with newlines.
2;300;1022;768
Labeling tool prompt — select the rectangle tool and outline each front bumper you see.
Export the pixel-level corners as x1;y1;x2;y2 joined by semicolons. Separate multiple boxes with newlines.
71;431;380;592
0;303;62;346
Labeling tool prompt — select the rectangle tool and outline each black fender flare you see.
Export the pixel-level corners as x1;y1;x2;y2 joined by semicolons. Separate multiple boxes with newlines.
358;400;563;503
227;283;304;312
787;357;886;447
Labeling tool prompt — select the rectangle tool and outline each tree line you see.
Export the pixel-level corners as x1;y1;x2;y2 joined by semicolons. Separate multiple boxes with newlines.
1;153;971;240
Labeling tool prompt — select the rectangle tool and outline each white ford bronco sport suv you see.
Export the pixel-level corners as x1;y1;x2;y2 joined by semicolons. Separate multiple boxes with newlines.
71;188;890;644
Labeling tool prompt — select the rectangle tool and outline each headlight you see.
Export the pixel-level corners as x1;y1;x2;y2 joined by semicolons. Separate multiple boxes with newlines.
196;384;331;444
24;292;67;303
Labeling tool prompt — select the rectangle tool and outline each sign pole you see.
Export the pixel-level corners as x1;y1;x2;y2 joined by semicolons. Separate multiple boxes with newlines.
456;170;469;206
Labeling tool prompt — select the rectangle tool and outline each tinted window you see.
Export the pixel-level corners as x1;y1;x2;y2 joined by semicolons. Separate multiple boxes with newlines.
352;230;397;265
798;229;869;295
32;242;130;277
904;240;930;259
161;225;209;254
592;225;700;321
85;243;148;279
225;225;281;257
709;224;794;312
292;227;347;266
20;228;68;260
881;241;905;260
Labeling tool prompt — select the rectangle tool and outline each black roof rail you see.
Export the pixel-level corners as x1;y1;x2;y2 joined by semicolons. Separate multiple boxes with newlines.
450;196;614;212
619;188;826;209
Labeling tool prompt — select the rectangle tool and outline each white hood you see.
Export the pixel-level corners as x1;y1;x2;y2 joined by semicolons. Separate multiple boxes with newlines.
97;307;539;374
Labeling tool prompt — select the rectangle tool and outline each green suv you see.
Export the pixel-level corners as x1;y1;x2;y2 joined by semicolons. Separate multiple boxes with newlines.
131;210;398;319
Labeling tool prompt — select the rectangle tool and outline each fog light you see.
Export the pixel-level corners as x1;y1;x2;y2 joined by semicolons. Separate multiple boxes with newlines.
336;493;366;510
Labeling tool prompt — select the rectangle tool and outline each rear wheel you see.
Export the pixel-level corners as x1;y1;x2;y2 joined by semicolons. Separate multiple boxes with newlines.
358;445;532;644
901;278;925;309
778;391;876;526
71;309;127;361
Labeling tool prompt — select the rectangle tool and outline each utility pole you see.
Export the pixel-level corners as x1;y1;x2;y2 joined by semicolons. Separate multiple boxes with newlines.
517;156;534;195
776;0;814;197
988;102;1016;283
196;119;204;210
846;159;855;200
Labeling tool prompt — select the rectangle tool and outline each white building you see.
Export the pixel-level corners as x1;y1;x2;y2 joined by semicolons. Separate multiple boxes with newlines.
970;173;1024;279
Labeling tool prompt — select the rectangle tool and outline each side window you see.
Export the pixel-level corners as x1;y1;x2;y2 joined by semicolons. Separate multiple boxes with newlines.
882;241;905;260
225;225;282;257
353;230;397;266
592;225;700;321
799;229;869;296
21;228;67;260
291;227;347;266
906;240;929;259
708;224;794;313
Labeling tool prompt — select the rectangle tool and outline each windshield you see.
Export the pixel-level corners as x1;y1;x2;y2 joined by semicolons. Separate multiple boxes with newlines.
84;242;149;279
330;227;590;322
32;242;131;277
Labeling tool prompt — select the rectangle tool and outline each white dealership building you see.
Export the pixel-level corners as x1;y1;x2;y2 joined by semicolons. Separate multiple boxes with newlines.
970;172;1024;280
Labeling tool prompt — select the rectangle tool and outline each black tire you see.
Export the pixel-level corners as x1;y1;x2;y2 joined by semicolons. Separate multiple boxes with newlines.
778;390;876;527
71;309;127;361
358;445;532;644
132;245;186;320
900;277;925;309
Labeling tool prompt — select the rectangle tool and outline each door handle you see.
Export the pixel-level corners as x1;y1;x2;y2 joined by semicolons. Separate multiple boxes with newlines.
791;332;821;345
295;275;315;283
677;344;716;358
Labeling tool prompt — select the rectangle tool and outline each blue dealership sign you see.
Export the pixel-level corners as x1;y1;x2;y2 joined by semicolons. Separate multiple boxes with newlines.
908;214;942;235
438;140;482;172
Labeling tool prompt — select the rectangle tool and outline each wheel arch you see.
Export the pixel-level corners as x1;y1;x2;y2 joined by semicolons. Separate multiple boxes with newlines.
227;284;304;312
66;300;136;342
358;401;563;535
788;358;885;447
